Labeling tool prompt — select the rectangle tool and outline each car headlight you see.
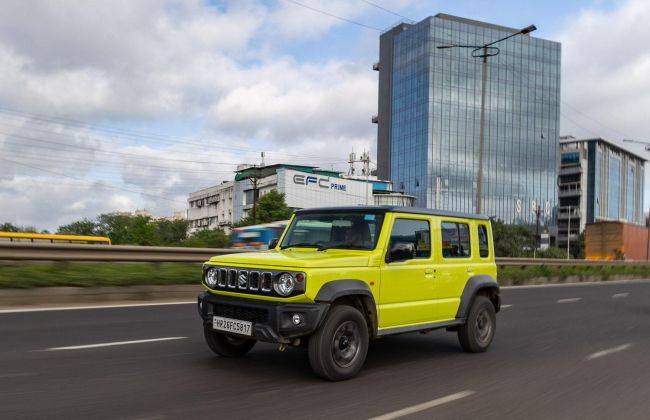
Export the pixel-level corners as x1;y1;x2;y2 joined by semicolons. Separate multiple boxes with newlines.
204;267;219;288
274;272;296;296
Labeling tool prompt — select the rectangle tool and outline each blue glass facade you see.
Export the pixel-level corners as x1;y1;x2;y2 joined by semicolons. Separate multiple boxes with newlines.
380;14;561;225
607;154;621;219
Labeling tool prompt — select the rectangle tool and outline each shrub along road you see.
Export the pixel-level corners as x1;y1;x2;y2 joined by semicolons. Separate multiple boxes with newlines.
1;280;649;419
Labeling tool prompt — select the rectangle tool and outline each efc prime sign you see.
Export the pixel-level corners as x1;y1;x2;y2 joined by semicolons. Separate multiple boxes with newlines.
278;168;370;208
292;174;347;191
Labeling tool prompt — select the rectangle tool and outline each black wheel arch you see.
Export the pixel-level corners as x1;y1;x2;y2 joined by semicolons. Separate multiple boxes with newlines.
456;275;500;319
314;279;378;338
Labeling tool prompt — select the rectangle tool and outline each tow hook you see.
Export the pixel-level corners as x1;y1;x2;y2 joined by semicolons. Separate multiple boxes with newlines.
278;344;287;352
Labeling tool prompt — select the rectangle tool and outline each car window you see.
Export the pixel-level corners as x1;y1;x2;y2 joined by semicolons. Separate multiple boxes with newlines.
441;222;471;258
478;224;489;258
388;219;431;258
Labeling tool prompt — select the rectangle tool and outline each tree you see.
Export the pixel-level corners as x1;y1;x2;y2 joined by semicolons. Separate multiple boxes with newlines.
0;222;40;233
57;219;97;236
182;228;230;248
236;189;293;227
491;218;535;257
155;219;190;245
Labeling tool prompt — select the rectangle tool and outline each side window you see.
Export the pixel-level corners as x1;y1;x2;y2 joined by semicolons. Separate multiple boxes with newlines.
389;219;431;258
478;224;490;258
441;222;471;258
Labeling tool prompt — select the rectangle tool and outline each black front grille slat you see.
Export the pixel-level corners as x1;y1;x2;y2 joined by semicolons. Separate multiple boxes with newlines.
227;269;237;288
249;271;260;290
213;304;268;323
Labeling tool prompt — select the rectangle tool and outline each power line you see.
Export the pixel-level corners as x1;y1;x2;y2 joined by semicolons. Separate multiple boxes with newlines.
561;100;636;140
0;106;349;161
283;0;381;31
359;0;413;21
0;157;186;205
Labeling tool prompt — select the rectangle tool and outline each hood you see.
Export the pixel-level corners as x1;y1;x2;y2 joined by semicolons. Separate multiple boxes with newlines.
208;249;371;269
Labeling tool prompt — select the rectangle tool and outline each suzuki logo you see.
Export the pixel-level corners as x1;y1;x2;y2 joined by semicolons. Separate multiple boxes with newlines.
238;272;248;288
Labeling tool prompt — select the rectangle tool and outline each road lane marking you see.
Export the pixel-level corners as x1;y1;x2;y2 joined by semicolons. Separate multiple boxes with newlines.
368;390;475;420
501;278;650;289
586;343;632;361
44;337;188;351
557;298;581;304
0;301;195;314
612;293;629;299
500;304;513;309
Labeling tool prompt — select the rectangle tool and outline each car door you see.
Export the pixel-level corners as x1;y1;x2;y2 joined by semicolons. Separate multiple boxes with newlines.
378;215;436;329
434;219;475;320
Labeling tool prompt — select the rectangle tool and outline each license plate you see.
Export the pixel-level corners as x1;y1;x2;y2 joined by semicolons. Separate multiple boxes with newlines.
212;316;253;336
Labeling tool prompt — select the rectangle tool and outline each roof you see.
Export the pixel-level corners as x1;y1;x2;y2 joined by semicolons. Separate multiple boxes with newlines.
560;137;647;162
434;13;522;34
234;164;341;181
294;206;490;220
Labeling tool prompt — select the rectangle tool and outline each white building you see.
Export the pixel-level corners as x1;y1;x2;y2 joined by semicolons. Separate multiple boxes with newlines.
187;181;234;233
233;164;415;222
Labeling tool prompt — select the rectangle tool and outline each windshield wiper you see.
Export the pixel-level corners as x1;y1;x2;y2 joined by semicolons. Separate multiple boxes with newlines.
280;243;320;250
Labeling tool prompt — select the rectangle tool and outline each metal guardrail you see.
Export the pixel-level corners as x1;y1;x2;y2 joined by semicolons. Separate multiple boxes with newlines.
1;243;650;266
0;243;244;262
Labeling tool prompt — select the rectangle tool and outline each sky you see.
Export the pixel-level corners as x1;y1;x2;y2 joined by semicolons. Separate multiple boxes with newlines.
1;0;649;231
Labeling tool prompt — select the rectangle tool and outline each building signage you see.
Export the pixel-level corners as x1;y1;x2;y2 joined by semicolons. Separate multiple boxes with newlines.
293;174;347;191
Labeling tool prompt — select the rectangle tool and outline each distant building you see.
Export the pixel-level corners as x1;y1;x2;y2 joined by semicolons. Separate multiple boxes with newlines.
375;13;561;224
112;209;185;222
187;181;234;233
558;137;646;247
233;164;415;223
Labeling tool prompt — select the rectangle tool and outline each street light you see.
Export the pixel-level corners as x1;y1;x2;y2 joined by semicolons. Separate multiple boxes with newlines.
437;24;537;215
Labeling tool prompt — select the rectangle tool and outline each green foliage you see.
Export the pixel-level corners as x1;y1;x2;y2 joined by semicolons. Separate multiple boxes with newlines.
235;189;293;227
532;247;567;259
55;214;196;246
491;218;535;257
57;218;98;236
182;228;230;248
0;222;40;233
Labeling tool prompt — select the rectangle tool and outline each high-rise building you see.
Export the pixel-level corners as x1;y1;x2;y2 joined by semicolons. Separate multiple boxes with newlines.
375;14;561;224
558;137;646;247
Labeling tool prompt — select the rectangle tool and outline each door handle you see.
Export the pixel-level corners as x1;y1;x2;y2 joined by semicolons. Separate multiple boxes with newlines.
424;269;434;276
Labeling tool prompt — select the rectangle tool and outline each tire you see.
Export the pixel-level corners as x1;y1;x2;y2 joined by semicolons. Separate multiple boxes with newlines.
204;326;256;357
308;305;369;381
457;296;496;353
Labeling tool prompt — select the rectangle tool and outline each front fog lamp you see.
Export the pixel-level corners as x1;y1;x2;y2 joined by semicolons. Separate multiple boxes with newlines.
274;272;295;296
204;267;219;288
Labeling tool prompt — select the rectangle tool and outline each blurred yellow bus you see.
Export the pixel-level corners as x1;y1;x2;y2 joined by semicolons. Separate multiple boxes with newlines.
0;232;111;245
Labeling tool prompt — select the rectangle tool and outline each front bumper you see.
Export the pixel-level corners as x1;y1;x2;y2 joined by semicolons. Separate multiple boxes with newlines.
197;292;329;344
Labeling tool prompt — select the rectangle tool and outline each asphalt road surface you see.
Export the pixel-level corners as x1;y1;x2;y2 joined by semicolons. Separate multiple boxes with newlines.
2;280;650;419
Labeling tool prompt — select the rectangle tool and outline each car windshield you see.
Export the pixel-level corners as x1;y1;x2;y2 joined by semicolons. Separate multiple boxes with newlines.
280;212;385;250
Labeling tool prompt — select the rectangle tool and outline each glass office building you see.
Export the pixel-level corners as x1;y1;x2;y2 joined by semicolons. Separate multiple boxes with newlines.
375;14;561;225
557;137;645;247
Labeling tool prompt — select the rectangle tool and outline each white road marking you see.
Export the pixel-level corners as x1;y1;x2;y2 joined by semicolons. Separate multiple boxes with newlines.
557;298;582;304
0;301;195;314
368;390;475;420
501;278;650;289
44;336;188;351
612;293;629;299
586;343;632;361
500;304;513;308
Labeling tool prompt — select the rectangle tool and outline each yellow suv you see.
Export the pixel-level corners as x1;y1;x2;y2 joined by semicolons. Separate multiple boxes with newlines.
198;206;499;380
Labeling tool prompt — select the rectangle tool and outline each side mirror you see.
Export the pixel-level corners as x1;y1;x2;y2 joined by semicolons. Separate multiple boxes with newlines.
386;242;415;263
268;238;279;249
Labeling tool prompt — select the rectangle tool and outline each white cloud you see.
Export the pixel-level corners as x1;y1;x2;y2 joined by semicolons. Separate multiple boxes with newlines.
558;0;650;206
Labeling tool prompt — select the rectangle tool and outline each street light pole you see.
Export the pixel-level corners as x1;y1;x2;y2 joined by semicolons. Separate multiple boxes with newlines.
437;24;537;215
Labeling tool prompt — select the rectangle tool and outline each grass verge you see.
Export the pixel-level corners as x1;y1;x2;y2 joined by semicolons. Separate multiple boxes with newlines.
0;262;201;289
499;264;650;286
2;262;650;289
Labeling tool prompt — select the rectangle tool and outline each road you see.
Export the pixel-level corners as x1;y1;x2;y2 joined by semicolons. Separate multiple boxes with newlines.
1;280;650;419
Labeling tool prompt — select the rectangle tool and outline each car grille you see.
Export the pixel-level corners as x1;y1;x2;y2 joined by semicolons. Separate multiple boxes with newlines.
213;303;268;323
205;267;276;295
